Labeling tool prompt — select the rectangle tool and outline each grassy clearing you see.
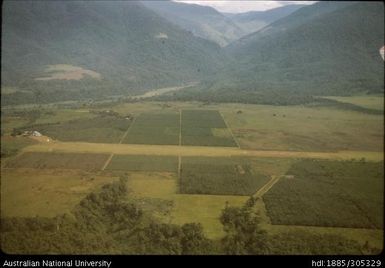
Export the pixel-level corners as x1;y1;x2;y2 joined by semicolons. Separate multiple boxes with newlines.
35;64;101;81
1;168;118;217
172;194;248;239
106;155;178;172
180;157;270;196
4;152;109;170
123;112;179;145
220;103;383;152
248;157;296;176
181;110;237;147
263;159;384;229
323;95;384;111
124;173;176;222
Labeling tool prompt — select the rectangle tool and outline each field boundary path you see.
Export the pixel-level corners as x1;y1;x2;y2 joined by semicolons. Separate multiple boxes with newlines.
101;116;138;171
219;111;241;149
178;155;182;193
179;110;182;146
119;116;137;144
101;153;114;171
253;175;280;198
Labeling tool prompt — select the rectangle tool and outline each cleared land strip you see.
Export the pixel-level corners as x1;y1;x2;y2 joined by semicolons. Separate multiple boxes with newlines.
219;111;240;148
253;175;280;198
130;82;198;100
179;110;182;146
119;116;137;144
22;142;383;161
101;153;114;171
103;117;137;170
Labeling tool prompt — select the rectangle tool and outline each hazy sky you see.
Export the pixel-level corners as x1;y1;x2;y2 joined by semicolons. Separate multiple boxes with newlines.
174;1;316;13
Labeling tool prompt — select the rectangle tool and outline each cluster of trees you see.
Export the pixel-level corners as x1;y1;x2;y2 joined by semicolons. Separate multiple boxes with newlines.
154;83;316;106
220;197;269;254
130;222;214;254
309;98;383;115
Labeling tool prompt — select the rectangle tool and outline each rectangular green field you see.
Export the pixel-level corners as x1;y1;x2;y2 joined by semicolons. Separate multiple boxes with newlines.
180;156;270;196
26;115;131;143
181;110;237;147
182;110;227;128
4;152;109;170
263;159;384;229
105;155;178;173
123;112;179;145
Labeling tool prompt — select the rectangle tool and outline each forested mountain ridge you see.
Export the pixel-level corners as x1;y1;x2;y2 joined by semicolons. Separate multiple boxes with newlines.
1;0;225;105
2;1;383;106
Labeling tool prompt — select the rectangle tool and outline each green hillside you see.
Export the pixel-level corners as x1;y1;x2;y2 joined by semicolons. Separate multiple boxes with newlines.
164;2;384;105
2;1;383;106
1;0;224;105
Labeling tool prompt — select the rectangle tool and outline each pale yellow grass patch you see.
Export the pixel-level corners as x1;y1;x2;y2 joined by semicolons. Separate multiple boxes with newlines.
126;172;177;199
1;168;118;217
211;128;232;138
35;64;101;81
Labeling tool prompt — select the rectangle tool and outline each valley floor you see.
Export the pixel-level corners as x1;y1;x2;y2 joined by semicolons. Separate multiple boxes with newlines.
1;99;383;254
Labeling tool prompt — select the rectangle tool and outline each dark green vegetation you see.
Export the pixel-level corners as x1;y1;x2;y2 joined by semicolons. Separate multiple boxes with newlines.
106;155;178;173
1;179;365;254
266;230;374;255
4;152;109;171
180;157;270;196
181;110;237;147
226;2;384;96
123;112;179;145
264;159;384;229
157;84;316;105
13;114;131;144
0;136;37;158
122;110;237;147
2;1;224;106
161;2;384;105
309;98;384;115
220;198;269;254
220;199;364;255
